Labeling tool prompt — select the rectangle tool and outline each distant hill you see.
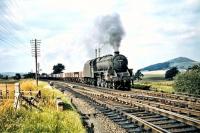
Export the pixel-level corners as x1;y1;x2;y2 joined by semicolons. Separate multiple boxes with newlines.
141;57;199;71
0;72;26;77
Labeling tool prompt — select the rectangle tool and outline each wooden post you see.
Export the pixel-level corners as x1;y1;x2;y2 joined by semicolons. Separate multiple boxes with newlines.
14;83;20;110
5;84;7;99
6;89;9;99
30;90;32;96
0;90;2;101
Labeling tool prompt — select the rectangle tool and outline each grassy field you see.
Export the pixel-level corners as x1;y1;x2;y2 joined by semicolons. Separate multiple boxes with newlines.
135;80;175;93
142;73;165;81
134;73;175;93
0;80;86;133
0;79;18;84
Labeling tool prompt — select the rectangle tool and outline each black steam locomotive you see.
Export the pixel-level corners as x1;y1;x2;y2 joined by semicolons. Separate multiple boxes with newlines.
83;51;133;90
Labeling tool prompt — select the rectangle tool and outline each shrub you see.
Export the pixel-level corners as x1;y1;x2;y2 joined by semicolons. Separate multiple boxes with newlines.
20;80;37;91
133;84;151;90
174;70;200;95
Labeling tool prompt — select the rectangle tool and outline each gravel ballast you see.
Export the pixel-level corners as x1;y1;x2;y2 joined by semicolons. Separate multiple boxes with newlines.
65;91;127;133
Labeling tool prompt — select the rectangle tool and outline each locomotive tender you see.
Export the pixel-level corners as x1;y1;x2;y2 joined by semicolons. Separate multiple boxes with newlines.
83;51;133;90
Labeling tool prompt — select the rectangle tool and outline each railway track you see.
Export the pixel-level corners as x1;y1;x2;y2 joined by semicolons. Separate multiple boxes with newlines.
98;90;200;119
57;81;200;119
132;89;200;103
54;81;200;133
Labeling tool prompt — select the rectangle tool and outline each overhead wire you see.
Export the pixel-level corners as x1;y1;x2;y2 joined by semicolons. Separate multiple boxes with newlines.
0;0;31;55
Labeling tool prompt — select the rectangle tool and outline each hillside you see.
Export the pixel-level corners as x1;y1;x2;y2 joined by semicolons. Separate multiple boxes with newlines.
0;72;25;77
141;57;199;71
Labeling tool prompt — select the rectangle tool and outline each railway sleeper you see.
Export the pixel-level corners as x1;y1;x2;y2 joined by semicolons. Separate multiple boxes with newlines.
127;127;145;133
168;126;200;133
127;109;146;113
103;111;116;115
98;108;112;113
144;117;168;122
106;113;120;118
112;118;128;123
151;119;177;125
139;114;162;119
123;125;142;132
130;112;153;116
120;108;142;113
161;122;187;129
188;104;200;111
116;120;132;125
121;123;140;130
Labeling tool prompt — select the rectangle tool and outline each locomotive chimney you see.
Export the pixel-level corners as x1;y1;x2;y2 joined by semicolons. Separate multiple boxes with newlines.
114;51;119;55
95;49;97;58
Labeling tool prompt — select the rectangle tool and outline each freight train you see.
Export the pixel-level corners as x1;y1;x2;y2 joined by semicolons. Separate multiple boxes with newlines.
47;51;133;90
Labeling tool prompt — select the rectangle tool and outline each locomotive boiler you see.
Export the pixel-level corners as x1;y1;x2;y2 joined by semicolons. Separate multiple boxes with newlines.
83;51;133;90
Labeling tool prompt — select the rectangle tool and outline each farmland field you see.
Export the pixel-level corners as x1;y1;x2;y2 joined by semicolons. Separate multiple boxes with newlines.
0;79;18;84
135;80;175;93
134;71;175;93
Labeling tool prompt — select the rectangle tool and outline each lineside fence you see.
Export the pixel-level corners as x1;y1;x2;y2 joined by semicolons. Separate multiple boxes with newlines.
0;83;15;100
0;83;41;110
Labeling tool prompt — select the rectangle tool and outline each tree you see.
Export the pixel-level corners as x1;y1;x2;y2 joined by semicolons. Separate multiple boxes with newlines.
134;70;144;81
41;73;48;78
4;75;8;80
53;63;65;74
15;73;21;80
0;74;3;79
41;73;47;76
188;64;200;72
165;67;179;80
23;72;35;79
174;65;200;95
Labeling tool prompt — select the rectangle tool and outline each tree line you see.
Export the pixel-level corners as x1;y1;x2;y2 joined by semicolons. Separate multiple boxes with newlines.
0;63;65;80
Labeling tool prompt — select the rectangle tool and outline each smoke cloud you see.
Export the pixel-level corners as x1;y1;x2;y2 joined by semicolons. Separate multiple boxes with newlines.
94;13;125;52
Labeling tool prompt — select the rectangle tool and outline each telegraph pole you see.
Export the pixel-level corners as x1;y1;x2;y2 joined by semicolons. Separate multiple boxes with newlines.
31;39;41;86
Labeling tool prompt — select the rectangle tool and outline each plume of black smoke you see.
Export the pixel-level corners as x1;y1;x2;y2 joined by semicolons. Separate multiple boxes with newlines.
94;13;125;52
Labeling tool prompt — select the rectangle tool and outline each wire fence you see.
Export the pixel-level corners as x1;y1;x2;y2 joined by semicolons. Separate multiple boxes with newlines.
0;83;15;100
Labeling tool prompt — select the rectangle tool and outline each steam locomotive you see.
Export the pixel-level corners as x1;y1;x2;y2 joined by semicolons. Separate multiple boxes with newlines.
83;51;133;90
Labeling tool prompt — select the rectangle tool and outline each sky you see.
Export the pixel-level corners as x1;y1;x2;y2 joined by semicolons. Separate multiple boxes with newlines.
0;0;200;73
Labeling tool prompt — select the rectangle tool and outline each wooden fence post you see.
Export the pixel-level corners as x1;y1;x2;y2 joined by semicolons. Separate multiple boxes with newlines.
14;83;20;110
5;84;7;99
0;90;2;101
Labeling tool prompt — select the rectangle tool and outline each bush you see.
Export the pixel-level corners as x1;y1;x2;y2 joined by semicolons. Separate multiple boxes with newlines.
165;67;179;80
174;70;200;95
133;84;151;90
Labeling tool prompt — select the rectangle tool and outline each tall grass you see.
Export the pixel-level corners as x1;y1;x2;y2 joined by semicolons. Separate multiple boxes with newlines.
0;80;86;133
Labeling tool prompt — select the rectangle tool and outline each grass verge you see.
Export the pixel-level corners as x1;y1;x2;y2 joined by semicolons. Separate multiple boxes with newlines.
0;79;85;133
